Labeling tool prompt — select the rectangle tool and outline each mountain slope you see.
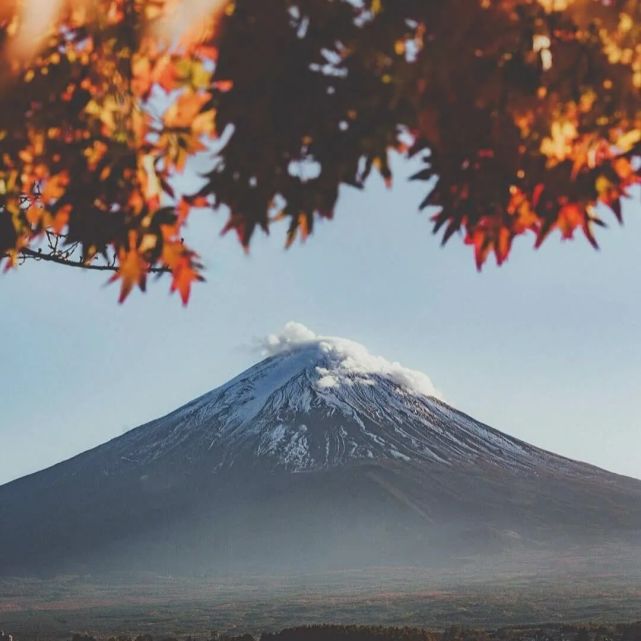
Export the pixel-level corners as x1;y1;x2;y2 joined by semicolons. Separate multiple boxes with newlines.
1;323;640;576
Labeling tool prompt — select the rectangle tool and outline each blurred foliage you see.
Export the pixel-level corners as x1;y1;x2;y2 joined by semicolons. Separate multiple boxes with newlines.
2;0;641;302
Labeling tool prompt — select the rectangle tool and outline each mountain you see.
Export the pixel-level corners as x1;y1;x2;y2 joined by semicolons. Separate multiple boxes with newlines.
1;323;641;577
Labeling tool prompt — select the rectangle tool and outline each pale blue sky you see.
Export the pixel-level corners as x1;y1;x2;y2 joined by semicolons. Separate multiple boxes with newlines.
1;158;640;484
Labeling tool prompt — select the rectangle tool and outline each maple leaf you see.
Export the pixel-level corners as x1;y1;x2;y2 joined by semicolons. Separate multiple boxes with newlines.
163;91;212;129
109;240;149;304
170;255;203;305
465;219;512;270
556;203;585;240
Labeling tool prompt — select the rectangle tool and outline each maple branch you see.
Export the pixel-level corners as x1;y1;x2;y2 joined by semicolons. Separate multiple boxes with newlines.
16;247;170;274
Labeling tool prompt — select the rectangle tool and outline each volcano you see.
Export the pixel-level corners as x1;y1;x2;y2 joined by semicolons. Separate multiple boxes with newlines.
1;323;640;576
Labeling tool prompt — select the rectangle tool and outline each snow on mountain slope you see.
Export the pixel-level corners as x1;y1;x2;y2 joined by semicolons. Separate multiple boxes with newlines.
107;323;597;477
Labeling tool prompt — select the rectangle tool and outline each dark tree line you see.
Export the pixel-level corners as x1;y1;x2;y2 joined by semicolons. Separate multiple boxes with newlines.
50;621;641;641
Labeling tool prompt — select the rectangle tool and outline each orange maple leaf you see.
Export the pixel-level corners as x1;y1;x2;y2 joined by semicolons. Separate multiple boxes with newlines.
556;203;584;240
163;91;212;129
170;255;202;305
109;243;149;303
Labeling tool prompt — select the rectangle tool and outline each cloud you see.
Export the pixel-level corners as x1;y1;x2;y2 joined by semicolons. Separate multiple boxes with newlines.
264;321;317;353
261;322;442;399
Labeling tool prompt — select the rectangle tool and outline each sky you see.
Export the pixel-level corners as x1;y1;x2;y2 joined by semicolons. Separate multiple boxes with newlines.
1;156;640;485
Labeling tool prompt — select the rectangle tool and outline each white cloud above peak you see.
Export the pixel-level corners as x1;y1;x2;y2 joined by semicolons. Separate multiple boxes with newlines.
262;322;441;399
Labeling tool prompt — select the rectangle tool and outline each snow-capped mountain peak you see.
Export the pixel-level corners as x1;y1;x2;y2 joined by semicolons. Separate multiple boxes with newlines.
113;323;590;476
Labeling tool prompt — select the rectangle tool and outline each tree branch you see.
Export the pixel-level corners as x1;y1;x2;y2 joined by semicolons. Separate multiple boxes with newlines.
17;247;170;274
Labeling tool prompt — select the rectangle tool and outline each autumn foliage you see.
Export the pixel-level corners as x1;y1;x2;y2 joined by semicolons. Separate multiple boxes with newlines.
2;0;641;302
